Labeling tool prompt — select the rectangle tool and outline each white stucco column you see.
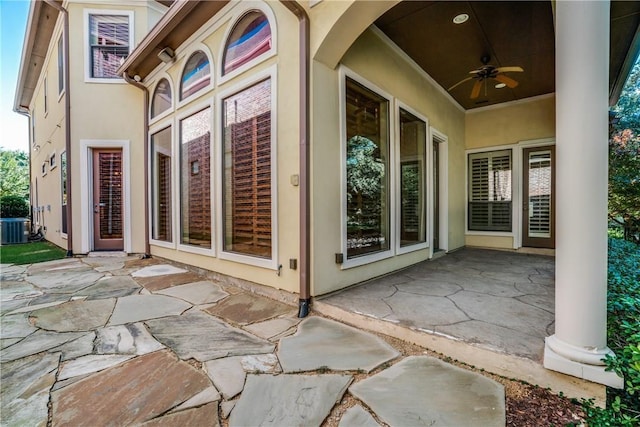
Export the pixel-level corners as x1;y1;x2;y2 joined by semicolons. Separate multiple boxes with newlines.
544;0;622;388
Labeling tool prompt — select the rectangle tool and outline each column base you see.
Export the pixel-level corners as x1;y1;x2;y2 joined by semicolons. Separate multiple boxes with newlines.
544;336;623;388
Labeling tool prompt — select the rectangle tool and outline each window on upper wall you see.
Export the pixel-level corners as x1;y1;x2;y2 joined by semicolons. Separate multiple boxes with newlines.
179;108;211;248
49;152;56;170
58;35;64;94
398;108;427;248
222;10;272;76
151;78;172;118
151;127;173;243
88;13;131;79
222;78;272;259
180;51;210;101
345;77;390;260
468;150;512;232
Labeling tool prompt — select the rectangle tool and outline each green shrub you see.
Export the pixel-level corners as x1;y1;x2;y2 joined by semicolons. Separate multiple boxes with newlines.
0;195;29;218
582;238;640;425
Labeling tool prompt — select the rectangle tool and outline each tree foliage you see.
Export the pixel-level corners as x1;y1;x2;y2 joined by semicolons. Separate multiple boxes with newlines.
0;149;29;200
609;59;640;243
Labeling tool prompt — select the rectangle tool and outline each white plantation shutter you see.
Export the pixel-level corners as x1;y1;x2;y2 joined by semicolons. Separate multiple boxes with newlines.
468;150;512;231
527;152;552;237
89;14;130;78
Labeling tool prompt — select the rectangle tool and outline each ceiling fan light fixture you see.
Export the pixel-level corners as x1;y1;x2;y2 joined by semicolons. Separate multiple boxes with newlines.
495;83;507;89
453;13;469;24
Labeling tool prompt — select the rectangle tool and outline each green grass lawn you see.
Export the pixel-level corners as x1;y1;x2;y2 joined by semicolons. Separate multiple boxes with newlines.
0;241;67;265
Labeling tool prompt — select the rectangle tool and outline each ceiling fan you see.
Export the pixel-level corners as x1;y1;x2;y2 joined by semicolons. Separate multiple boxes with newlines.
448;55;524;99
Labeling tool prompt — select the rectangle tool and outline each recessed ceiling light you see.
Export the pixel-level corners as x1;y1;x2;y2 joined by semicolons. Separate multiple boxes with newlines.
453;13;469;24
495;83;507;89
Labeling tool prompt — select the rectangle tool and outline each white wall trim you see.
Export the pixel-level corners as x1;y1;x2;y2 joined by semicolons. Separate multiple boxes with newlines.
431;127;449;253
79;139;132;254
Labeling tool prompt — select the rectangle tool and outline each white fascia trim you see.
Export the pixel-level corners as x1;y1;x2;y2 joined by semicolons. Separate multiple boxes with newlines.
369;25;465;114
175;98;216;257
79;139;132;254
395;100;430;256
217;1;278;86
216;65;279;270
83;9;134;83
339;65;397;270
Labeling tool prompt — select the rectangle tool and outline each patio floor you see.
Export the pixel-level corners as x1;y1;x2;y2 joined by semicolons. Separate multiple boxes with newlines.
317;248;555;362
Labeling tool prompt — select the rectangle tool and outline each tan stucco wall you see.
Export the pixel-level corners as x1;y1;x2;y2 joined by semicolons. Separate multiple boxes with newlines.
465;95;555;149
141;1;301;294
465;235;514;249
310;28;466;296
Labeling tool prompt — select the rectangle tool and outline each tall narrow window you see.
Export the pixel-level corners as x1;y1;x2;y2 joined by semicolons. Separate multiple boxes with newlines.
399;108;427;247
223;11;271;75
468;150;512;231
222;79;272;258
89;14;130;78
58;35;64;94
180;109;211;247
43;77;48;114
180;51;210;100
151;127;172;242
345;77;390;259
151;79;172;118
61;151;67;235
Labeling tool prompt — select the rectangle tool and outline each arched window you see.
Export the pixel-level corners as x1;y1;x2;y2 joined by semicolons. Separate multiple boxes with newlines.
180;51;211;100
223;11;271;76
151;78;172;118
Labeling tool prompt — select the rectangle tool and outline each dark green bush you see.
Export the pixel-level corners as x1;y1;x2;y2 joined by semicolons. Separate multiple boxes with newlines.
0;195;29;218
582;238;640;425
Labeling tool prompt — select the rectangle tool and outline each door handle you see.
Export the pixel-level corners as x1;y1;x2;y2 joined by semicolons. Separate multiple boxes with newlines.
94;203;106;213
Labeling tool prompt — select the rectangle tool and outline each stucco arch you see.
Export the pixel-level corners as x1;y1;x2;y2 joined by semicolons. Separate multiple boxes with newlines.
312;0;400;69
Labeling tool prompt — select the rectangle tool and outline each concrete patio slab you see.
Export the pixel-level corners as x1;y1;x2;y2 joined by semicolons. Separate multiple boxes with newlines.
339;405;380;427
349;356;505;426
31;298;115;332
278;317;399;373
76;275;141;300
205;353;281;400
131;264;188;278
51;350;210;426
108;294;191;325
204;292;295;325
146;310;274;361
142;402;219;427
0;313;37;338
0;330;86;362
95;323;165;355
229;374;352;427
155;280;228;305
244;316;300;340
0;352;59;427
135;272;203;292
58;354;134;380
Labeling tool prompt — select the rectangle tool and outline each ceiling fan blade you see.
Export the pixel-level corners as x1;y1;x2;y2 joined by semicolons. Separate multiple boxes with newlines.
470;80;483;99
448;76;474;91
495;66;524;73
494;74;519;88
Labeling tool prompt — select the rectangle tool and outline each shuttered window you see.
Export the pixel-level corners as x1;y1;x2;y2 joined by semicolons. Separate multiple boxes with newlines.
223;11;271;76
468;150;512;231
222;79;272;258
89;14;130;79
527;151;552;238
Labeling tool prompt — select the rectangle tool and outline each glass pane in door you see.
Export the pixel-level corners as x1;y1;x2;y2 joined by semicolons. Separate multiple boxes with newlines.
97;151;123;239
527;150;552;238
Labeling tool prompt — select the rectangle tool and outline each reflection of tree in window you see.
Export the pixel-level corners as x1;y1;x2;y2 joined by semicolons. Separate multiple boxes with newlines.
345;78;389;258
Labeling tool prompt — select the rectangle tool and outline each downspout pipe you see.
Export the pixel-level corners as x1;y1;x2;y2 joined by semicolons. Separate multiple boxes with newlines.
16;108;33;232
43;0;72;257
280;0;310;318
122;73;151;258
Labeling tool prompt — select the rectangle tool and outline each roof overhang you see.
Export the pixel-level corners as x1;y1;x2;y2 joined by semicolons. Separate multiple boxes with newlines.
118;0;229;81
13;0;61;113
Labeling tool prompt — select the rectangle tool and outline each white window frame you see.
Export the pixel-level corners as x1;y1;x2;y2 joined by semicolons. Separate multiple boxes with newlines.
149;119;176;250
41;161;47;177
57;34;65;97
216;65;278;270
339;66;395;269
43;75;48;116
429;127;449;255
83;9;134;83
149;74;175;124
395;101;430;256
49;151;57;171
218;2;278;85
176;99;216;257
177;44;215;108
60;150;68;239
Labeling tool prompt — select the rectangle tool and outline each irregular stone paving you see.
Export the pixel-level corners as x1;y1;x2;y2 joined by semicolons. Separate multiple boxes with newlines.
321;247;555;360
1;255;507;426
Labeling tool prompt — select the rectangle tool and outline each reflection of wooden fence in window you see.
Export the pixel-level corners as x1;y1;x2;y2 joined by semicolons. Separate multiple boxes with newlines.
230;112;271;257
98;152;123;238
185;134;210;243
157;153;171;241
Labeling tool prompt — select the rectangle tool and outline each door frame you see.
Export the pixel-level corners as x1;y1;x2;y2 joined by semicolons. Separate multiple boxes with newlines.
79;140;132;253
429;127;449;257
92;148;125;251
